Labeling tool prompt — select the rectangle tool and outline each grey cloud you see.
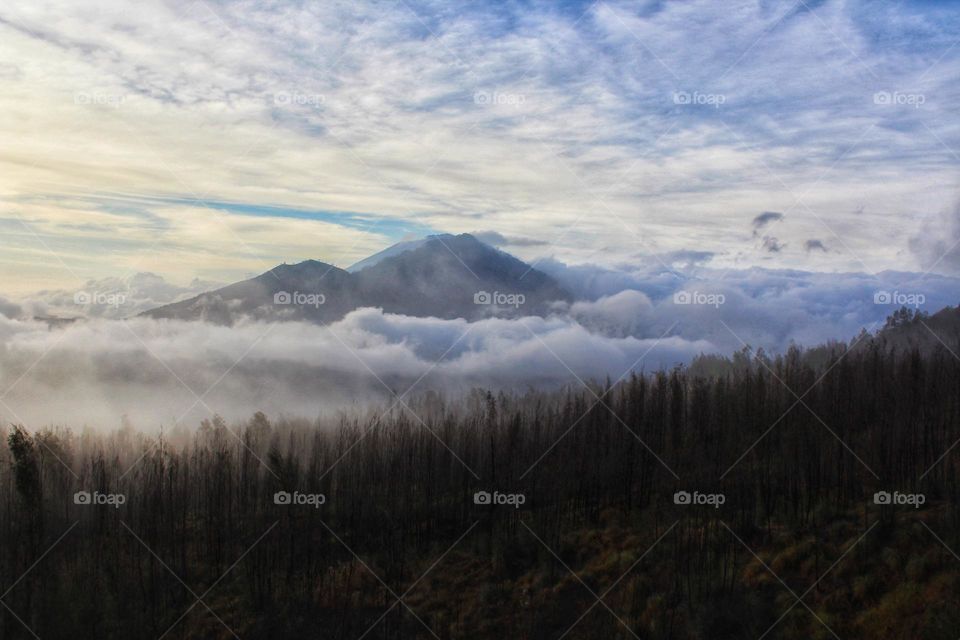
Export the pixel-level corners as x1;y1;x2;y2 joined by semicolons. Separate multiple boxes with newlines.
657;250;715;267
0;296;23;319
805;239;828;252
752;211;785;230
762;236;785;253
752;213;785;244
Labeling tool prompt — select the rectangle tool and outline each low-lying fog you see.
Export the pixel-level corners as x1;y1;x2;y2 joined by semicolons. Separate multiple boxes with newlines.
1;262;956;430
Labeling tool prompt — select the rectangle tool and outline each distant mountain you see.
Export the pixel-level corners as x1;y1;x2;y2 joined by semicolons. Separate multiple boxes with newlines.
142;233;572;324
143;259;354;324
350;233;570;319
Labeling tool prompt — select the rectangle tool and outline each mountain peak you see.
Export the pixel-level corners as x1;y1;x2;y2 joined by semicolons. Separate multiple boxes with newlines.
143;232;570;324
273;258;337;273
347;232;487;273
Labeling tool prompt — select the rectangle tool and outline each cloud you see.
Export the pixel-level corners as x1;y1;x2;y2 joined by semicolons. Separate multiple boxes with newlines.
0;296;23;319
0;310;711;428
536;257;684;301
3;256;960;427
567;290;656;338
752;211;785;228
909;197;960;274
2;0;959;287
751;214;786;253
655;250;716;268
805;239;828;252
472;231;548;248
762;236;786;253
24;272;222;319
537;257;960;351
752;212;785;238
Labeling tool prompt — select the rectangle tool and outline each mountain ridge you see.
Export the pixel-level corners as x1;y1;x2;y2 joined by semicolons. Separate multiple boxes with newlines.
142;233;572;324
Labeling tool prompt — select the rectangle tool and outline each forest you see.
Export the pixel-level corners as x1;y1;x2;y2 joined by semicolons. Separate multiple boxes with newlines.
2;310;959;639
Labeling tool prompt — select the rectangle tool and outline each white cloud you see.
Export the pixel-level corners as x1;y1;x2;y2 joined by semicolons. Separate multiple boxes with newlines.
2;252;958;429
1;0;959;290
910;196;960;274
541;257;960;349
22;271;222;319
0;309;711;428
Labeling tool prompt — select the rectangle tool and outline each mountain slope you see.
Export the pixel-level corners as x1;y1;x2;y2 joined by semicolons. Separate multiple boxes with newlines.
142;234;572;324
345;236;431;272
144;260;355;324
350;233;571;319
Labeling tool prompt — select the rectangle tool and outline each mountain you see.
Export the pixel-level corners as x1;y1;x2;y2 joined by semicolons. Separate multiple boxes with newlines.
143;260;355;324
142;233;572;324
350;233;570;319
345;236;431;272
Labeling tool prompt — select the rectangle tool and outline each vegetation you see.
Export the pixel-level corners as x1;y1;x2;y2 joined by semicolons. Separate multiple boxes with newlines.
2;320;960;639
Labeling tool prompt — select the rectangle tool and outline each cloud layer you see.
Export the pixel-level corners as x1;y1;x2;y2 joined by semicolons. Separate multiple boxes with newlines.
1;257;957;428
0;310;709;429
2;0;960;291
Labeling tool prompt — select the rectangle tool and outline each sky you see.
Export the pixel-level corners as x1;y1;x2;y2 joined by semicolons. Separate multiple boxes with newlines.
2;0;960;428
1;0;960;293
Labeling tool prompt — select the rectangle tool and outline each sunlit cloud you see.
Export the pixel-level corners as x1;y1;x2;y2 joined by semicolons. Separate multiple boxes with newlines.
1;0;959;291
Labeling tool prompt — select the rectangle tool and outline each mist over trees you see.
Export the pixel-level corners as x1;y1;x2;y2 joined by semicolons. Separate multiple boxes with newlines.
2;324;960;639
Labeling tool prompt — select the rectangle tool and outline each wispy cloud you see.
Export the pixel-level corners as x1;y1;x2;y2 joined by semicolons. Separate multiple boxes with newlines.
2;0;959;289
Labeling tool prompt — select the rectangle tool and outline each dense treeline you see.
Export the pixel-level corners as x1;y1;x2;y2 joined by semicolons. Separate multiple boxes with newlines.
2;332;960;639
